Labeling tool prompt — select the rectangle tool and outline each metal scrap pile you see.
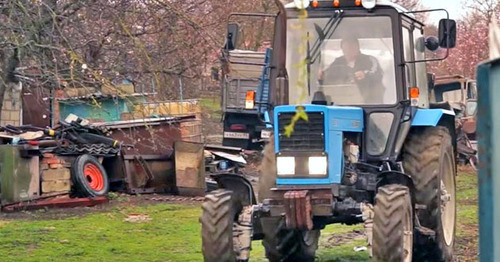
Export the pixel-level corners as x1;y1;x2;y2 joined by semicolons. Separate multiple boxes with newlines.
0;118;122;157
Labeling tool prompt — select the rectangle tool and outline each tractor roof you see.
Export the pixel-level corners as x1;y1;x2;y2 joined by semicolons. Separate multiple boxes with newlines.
285;0;410;13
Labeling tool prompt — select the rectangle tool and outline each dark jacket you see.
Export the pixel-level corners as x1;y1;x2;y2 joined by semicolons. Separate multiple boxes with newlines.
323;53;384;89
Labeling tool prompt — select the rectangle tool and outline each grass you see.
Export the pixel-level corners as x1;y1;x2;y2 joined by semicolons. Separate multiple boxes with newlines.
454;169;479;260
0;171;478;261
0;205;203;262
200;96;221;119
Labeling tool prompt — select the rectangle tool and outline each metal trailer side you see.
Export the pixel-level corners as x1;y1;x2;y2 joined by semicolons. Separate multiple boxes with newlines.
477;58;500;262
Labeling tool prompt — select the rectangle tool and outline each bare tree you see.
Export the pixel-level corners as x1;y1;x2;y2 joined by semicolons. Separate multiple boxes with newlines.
467;0;500;22
428;0;497;78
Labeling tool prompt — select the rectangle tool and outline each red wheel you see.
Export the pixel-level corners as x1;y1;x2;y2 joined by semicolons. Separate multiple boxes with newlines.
83;163;105;191
72;154;109;197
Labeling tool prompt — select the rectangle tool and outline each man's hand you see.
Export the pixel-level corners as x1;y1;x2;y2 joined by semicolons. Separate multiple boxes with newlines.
354;71;366;80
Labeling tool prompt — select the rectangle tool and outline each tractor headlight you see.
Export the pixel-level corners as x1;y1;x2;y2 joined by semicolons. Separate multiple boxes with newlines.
293;0;310;9
308;156;327;175
277;156;295;175
361;0;376;9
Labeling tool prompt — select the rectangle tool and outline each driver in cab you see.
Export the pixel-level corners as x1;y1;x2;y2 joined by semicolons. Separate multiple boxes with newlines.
320;36;384;92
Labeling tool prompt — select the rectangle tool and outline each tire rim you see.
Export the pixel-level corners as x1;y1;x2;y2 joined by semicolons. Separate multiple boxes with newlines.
83;163;105;191
441;151;456;246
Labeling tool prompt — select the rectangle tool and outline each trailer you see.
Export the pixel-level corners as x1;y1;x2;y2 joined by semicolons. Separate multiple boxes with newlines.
220;14;275;150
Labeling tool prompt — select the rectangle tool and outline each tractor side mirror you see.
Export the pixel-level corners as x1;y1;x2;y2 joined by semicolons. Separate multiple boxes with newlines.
225;23;239;50
438;19;457;48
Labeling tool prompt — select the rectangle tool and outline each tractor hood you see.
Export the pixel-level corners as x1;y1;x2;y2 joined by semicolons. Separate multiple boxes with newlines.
273;104;364;134
273;104;364;185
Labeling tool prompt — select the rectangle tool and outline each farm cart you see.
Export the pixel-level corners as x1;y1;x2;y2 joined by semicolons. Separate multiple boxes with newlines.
201;0;458;261
0;121;119;210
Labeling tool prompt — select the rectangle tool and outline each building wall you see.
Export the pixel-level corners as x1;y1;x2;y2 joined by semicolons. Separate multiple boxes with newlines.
1;91;22;126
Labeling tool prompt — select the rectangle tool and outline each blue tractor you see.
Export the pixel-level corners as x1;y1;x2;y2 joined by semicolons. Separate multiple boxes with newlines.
201;0;458;261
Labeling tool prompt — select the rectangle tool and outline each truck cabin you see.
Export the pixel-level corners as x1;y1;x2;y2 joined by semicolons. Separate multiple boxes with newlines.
433;75;478;117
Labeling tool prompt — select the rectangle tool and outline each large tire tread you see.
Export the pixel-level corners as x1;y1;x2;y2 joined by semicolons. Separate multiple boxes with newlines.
373;184;413;262
403;127;456;261
262;218;319;262
200;189;235;262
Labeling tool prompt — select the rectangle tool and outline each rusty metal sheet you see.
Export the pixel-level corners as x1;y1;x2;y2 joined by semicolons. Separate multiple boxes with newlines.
284;190;313;230
269;188;333;218
122;154;175;194
174;141;205;196
2;196;107;212
107;119;185;156
101;116;202;195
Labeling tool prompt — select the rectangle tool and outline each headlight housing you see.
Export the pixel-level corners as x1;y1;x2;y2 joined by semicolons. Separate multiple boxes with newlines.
293;0;310;9
361;0;376;9
276;155;328;176
277;156;295;175
308;156;328;175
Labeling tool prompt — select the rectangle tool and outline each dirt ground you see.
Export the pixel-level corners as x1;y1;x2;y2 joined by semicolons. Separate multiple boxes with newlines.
0;194;202;221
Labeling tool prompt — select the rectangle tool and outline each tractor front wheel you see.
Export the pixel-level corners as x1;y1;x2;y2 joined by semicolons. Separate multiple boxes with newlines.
372;184;413;262
262;218;320;262
200;189;238;262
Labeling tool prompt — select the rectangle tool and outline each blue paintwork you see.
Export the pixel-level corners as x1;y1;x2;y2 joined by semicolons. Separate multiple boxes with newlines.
477;58;500;262
264;111;272;128
411;108;455;126
257;48;273;114
274;104;364;185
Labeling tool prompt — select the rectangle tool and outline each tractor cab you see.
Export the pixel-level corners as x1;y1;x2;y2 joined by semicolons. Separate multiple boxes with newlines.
276;0;457;165
201;1;459;261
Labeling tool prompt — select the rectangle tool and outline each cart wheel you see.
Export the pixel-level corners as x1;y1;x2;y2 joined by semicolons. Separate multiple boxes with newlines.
72;154;109;197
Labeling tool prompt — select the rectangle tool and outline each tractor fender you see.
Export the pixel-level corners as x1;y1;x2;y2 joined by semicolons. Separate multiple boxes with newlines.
211;173;257;206
411;108;455;127
410;108;457;152
376;171;416;207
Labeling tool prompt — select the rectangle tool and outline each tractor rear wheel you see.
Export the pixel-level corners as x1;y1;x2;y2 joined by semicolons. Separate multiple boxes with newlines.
372;184;413;262
200;189;237;262
262;218;320;262
403;127;456;261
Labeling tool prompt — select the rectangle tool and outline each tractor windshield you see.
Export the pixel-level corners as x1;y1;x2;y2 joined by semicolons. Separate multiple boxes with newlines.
286;16;397;105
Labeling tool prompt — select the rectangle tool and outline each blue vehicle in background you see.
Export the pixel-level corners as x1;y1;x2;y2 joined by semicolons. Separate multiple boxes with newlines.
202;1;459;261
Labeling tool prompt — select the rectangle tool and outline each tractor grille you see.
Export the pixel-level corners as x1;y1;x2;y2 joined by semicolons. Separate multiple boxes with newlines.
278;112;325;151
